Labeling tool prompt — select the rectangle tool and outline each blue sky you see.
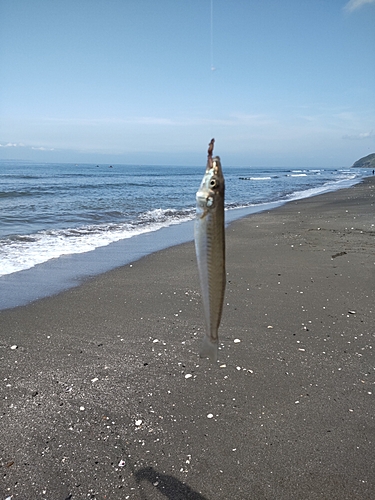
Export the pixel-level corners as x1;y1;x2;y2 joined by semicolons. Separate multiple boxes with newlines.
0;0;374;167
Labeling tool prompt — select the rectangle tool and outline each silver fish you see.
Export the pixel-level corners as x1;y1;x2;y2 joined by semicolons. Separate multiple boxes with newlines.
194;139;226;362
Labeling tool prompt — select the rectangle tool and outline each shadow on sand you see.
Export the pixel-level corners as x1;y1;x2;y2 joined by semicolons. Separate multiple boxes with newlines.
135;466;208;500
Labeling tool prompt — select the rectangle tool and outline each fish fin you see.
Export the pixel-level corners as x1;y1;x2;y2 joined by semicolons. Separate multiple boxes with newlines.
200;336;218;362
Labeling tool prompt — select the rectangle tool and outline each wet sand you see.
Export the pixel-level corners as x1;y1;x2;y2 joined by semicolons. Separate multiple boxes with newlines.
1;178;374;499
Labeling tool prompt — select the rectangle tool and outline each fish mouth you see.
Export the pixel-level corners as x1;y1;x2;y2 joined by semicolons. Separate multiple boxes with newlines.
206;156;223;177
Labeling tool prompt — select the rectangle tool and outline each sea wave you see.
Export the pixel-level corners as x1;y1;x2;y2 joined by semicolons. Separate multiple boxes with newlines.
0;190;35;199
285;175;358;202
0;208;195;277
239;176;273;181
137;207;194;224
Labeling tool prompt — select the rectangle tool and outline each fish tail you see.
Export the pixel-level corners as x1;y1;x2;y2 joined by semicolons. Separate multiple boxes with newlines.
200;336;218;362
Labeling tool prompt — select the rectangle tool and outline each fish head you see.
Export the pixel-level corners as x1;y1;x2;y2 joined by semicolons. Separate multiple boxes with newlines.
196;156;225;213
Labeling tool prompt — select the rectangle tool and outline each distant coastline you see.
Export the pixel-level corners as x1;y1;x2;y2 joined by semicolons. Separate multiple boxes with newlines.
351;153;375;168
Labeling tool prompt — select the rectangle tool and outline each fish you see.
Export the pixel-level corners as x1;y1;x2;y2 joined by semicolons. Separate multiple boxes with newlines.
194;138;226;362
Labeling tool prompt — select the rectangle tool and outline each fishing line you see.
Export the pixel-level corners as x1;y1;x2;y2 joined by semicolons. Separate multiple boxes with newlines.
208;0;217;141
210;0;215;71
207;0;218;146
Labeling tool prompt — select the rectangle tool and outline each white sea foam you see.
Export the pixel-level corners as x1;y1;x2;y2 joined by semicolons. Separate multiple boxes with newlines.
239;176;273;181
0;211;194;277
286;175;358;202
252;176;272;180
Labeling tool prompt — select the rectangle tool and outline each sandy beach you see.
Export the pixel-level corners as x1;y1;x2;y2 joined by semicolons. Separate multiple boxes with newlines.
1;177;374;500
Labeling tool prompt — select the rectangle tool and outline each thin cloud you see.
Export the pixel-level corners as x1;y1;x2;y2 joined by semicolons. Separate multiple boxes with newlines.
31;146;55;151
0;143;55;151
342;131;375;140
344;0;375;12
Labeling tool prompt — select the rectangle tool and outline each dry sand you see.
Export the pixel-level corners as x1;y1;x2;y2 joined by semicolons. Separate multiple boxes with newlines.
1;178;374;499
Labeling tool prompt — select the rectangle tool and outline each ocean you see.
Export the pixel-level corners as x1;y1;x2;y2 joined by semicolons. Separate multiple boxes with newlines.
0;160;370;309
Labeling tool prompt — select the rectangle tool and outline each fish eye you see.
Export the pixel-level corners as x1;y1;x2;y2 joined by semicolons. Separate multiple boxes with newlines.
210;178;218;188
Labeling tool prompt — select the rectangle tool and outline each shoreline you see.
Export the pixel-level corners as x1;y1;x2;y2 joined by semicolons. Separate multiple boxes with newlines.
0;178;375;500
0;175;365;311
1;177;374;499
